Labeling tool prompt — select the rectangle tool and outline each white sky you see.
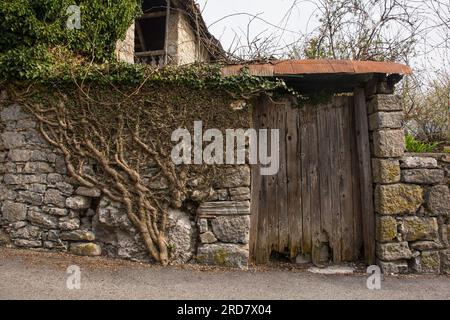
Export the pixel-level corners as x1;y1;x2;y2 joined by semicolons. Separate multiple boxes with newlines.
196;0;317;54
196;0;449;77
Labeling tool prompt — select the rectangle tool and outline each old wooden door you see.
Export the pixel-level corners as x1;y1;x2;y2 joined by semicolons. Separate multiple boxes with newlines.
250;96;364;265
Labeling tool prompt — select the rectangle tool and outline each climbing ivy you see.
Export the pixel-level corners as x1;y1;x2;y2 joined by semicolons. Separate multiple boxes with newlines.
0;0;141;79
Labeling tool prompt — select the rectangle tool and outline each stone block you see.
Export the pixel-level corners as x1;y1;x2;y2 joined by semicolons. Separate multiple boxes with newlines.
375;184;423;215
66;196;91;210
369;112;403;130
378;260;409;274
215;166;250;188
60;230;95;241
402;217;438;241
411;251;441;274
0;104;31;122
211;216;250;244
14;239;42;248
12;225;42;240
377;242;412;261
197;201;250;217
1;132;25;149
28;210;58;229
428;185;450;216
373;130;405;158
200;231;217;244
75;187;101;198
229;187;251;201
372;159;400;183
2;201;27;222
59;217;80;231
44;189;66;207
70;243;102;256
196;243;248;268
400;156;438;169
401;169;444;184
376;216;398;242
368;95;402;113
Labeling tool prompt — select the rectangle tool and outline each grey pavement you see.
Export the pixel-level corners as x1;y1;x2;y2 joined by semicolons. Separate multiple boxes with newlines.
0;248;449;300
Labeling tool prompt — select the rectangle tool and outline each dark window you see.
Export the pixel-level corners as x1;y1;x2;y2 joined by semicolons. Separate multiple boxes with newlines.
135;16;166;52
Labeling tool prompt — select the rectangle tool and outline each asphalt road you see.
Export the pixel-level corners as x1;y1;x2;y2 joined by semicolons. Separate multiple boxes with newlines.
0;248;449;300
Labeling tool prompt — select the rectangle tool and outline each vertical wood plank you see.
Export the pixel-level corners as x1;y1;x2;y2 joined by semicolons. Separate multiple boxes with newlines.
349;97;363;260
255;98;270;263
341;99;355;261
309;107;321;265
250;98;261;263
317;106;332;251
267;102;278;255
354;88;376;265
277;101;289;253
300;107;312;255
286;102;302;258
329;105;342;263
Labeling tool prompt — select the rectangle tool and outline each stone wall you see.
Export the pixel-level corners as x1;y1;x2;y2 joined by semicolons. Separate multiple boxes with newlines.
115;24;135;64
369;95;450;274
0;103;251;268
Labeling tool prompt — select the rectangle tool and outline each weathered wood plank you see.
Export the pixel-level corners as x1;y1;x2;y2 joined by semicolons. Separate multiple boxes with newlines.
341;99;355;261
329;105;342;263
300;107;312;255
255;98;270;263
250;98;262;263
317;106;332;252
354;88;376;265
309;107;321;266
277;101;289;253
286;103;301;258
349;97;363;260
267;102;279;254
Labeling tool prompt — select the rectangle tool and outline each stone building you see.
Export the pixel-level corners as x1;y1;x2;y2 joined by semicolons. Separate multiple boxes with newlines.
1;60;449;274
115;0;224;66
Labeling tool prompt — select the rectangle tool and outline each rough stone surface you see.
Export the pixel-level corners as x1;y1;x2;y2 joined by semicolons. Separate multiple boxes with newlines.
166;209;195;264
368;95;402;113
401;156;438;169
440;250;450;275
27;210;58;229
373;130;405;158
60;230;95;241
375;184;423;215
43;189;66;208
369;112;403;130
216;166;250;188
2;201;27;222
229;187;251;201
198;219;208;233
401;169;444;184
200;231;217;244
197;201;250;216
402;217;439;241
211;216;250;244
378;260;409;274
377;242;412;261
59;218;80;231
65;196;91;210
75;187;101;198
196;244;249;268
428;185;450;216
372;159;400;183
70;243;101;256
14;239;42;248
376;216;398;242
409;241;442;251
412;251;441;274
